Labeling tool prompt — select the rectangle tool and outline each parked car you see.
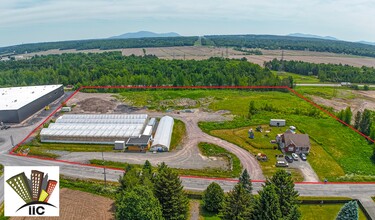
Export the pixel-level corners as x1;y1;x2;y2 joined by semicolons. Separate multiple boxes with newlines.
276;160;289;167
285;155;293;163
300;153;307;161
291;153;299;161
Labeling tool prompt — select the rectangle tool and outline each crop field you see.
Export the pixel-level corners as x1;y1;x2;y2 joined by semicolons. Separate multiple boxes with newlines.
120;89;375;181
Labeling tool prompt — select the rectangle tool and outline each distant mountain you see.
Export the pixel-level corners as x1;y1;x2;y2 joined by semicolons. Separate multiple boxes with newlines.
110;31;180;39
287;33;338;41
357;41;375;46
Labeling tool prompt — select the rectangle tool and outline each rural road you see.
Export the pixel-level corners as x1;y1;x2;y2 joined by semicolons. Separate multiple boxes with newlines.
296;83;375;87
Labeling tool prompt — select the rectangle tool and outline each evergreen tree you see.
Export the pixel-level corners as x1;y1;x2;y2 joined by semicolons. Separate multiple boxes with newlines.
153;162;188;220
220;184;253;220
143;160;152;176
267;169;300;218
252;183;282;220
202;182;224;213
239;169;253;193
344;107;352;125
118;166;141;192
248;101;256;119
286;205;301;220
336;201;359;220
360;109;372;136
354;111;362;130
337;109;345;122
115;185;164;220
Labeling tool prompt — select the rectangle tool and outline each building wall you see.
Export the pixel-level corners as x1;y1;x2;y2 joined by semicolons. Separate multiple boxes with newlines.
0;85;64;123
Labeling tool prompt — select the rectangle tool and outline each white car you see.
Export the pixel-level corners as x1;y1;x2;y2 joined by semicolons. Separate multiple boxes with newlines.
291;153;299;161
275;160;289;167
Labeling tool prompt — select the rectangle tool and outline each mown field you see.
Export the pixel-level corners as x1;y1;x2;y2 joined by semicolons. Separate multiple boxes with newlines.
120;89;375;181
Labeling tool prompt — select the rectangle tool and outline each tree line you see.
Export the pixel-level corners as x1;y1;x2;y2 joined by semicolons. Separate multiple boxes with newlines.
0;37;198;55
0;52;292;88
203;35;375;58
265;59;375;83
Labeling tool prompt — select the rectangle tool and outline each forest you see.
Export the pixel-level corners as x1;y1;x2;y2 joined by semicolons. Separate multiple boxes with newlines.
0;52;290;87
0;37;198;55
202;35;375;58
265;59;375;83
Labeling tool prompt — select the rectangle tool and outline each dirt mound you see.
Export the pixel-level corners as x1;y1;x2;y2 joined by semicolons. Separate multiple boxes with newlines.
77;98;116;113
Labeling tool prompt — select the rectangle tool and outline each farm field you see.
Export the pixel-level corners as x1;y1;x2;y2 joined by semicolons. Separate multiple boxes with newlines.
19;46;375;68
119;89;375;181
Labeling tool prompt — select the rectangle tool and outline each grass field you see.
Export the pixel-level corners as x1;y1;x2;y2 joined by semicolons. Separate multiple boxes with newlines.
275;71;320;84
90;143;242;178
170;119;186;151
295;86;357;100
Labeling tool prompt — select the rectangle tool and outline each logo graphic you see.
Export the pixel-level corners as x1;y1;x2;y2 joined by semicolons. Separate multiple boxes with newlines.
4;166;59;217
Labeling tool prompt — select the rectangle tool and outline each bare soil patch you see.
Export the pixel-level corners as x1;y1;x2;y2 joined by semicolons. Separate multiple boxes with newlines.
66;92;122;114
11;188;114;220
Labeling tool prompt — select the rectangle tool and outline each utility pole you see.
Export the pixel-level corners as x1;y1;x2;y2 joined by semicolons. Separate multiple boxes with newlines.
102;151;107;187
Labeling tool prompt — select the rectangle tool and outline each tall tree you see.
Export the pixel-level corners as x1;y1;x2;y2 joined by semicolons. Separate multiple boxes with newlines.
252;183;282;220
115;185;164;220
220;184;253;220
118;166;141;192
143;160;152;176
360;109;372;136
202;182;224;213
343;107;352;125
153;162;188;220
336;201;359;220
267;169;300;218
248;101;256;119
239;169;253;193
354;111;362;130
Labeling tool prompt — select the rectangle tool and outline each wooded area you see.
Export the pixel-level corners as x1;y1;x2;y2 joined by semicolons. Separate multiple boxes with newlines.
0;52;289;87
265;59;375;83
203;35;375;57
0;37;198;55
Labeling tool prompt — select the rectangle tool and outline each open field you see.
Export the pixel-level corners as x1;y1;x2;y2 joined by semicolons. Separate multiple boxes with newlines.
170;119;186;151
300;204;367;220
276;71;321;84
19;46;375;68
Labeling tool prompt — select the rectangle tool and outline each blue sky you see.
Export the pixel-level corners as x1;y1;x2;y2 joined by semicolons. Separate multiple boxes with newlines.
0;0;374;47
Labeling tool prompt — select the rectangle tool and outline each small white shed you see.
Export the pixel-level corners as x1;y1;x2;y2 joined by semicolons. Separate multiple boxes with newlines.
114;141;125;150
270;119;286;127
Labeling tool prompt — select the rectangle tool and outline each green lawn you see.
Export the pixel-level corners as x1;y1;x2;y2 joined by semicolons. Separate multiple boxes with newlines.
295;86;357;100
90;143;242;178
300;204;367;220
170;119;186;151
275;71;320;84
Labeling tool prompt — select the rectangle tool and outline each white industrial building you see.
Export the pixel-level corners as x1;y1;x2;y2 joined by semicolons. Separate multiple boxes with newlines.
40;114;148;144
0;85;64;123
270;119;286;127
150;116;174;152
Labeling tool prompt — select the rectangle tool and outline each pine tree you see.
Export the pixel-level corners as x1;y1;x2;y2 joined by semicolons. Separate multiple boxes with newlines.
252;183;282;220
143;160;152;176
354;111;362;130
115;185;164;220
336;201;359;220
267;169;300;218
337;109;345;122
239;169;253;193
360;109;372;136
153;162;188;220
220;184;253;220
202;182;224;213
344;107;352;125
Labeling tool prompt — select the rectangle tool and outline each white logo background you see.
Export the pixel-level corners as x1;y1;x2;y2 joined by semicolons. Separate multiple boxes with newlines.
4;166;59;217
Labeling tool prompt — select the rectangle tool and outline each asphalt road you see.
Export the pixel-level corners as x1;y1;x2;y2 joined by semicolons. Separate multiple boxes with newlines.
296;83;375;87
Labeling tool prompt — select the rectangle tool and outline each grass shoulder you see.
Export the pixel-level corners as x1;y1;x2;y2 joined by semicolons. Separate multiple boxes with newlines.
170;119;186;151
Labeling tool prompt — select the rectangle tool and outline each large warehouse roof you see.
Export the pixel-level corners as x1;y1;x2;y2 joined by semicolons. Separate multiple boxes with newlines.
151;116;174;152
0;85;63;110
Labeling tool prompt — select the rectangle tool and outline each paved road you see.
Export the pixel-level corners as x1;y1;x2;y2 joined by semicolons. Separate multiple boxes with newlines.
297;83;375;87
59;110;265;180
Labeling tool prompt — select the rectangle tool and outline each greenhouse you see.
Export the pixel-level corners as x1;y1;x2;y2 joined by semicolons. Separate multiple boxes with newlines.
150;116;174;152
40;114;148;144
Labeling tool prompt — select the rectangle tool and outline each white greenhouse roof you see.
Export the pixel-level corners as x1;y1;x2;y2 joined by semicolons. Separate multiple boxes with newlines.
0;85;63;110
151;116;174;151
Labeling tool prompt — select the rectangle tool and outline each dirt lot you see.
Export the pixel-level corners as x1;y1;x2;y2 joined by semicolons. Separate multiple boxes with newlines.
20;46;375;68
310;90;375;114
11;188;114;220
